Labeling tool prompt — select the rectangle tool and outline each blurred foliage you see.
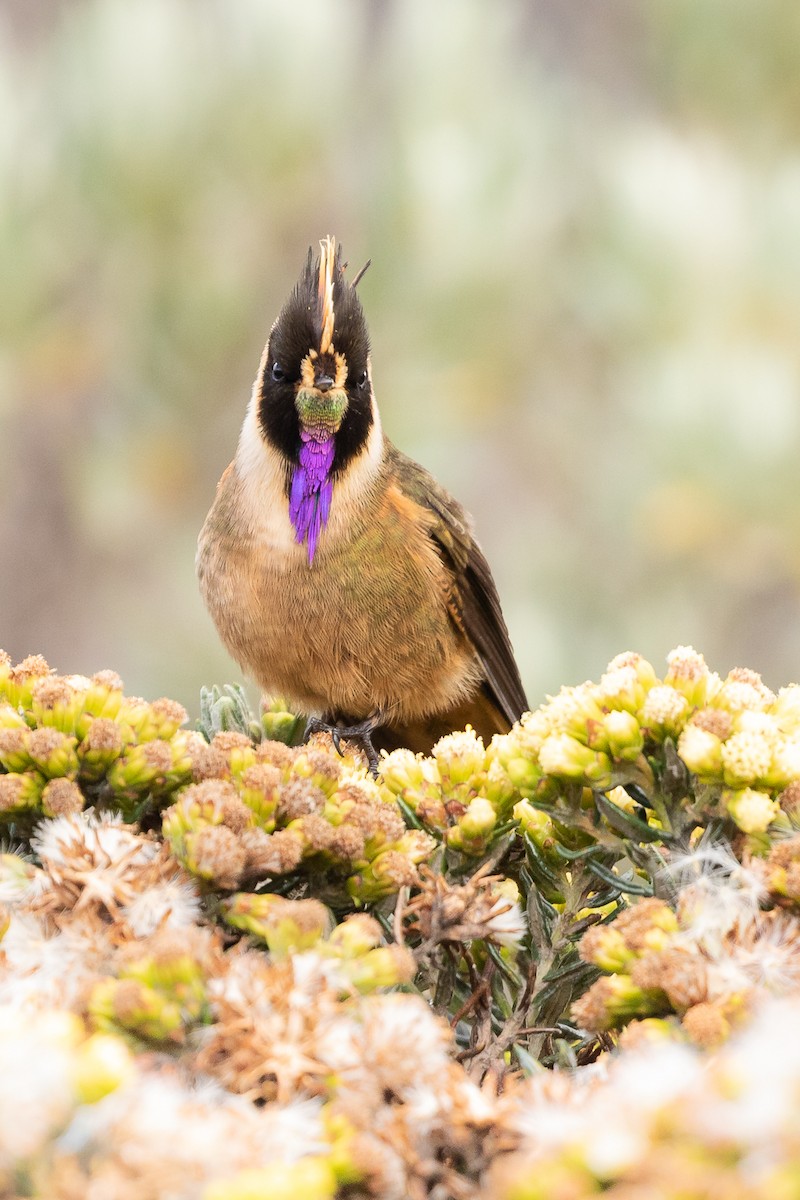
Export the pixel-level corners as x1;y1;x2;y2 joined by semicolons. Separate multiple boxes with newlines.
4;0;800;710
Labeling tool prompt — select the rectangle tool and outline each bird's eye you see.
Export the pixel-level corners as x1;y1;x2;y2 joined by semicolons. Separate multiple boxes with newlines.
357;369;368;388
271;362;286;383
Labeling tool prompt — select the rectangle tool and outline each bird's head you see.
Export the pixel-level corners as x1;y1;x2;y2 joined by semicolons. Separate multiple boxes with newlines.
257;236;373;469
254;237;375;561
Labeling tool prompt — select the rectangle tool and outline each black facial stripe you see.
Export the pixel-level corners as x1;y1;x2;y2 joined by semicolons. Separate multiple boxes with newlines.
258;372;300;466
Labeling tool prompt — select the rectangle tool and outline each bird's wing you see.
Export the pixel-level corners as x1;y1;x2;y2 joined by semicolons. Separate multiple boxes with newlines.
386;443;528;726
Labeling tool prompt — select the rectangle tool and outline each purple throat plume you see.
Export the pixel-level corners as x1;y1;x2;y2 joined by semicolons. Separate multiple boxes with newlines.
289;430;335;563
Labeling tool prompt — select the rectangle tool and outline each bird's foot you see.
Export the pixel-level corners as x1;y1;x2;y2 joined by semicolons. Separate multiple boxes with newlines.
303;712;385;776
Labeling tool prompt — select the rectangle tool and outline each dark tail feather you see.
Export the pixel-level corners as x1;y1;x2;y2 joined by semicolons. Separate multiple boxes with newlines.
374;684;519;757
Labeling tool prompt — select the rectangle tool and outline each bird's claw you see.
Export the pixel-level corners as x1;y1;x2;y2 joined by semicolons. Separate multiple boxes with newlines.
303;713;384;776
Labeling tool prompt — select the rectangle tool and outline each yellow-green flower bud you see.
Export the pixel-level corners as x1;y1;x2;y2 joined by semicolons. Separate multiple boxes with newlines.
286;812;361;865
222;893;330;955
764;738;800;791
165;731;195;789
598;666;648;715
489;733;542;798
211;732;258;780
111;697;184;744
26;728;79;779
513;709;553;755
602;709;644;761
515;800;566;867
72;1032;135;1103
291;748;341;797
183;826;245;890
202;1159;337;1200
120;949;206;1022
41;778;84;817
513;798;555;843
393;829;437;864
578;924;635;972
774;685;800;735
724;787;779;834
446;796;497;853
721;730;773;787
538;734;613;789
0;728;31;773
78;670;125;732
663;645;712;708
433;727;487;789
677;723;723;778
606;651;659;691
346;850;418;903
380;754;445;818
338;795;405;860
571;972;667;1032
90;978;185;1043
639;685;690;742
765;862;794;900
0;704;27;734
379;747;430;795
546;684;606;742
107;740;174;794
735;709;779;738
480;757;516;814
327;913;383;957
5;655;51;710
345;945;416;992
614;896;679;952
77;718;125;783
142;698;188;741
238;764;280;830
30;677;86;734
116;697;155;740
681;999;737;1049
763;837;800;901
260;698;302;745
164;781;230;837
714;671;772;717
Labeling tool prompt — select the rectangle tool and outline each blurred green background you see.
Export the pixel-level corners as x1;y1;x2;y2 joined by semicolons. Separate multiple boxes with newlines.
3;0;800;713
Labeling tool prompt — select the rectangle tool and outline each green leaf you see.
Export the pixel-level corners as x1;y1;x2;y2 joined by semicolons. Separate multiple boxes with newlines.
486;942;523;987
661;739;691;801
595;790;672;843
585;858;654;896
395;797;425;831
553;841;604;861
433;951;457;1010
526;884;557;952
512;1044;544;1076
523;834;564;900
542;956;595;986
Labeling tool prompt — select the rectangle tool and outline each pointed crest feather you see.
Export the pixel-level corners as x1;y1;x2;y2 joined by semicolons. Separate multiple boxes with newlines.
318;235;336;354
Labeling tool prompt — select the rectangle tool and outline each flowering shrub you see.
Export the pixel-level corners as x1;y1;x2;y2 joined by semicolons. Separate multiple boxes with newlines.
2;645;800;1197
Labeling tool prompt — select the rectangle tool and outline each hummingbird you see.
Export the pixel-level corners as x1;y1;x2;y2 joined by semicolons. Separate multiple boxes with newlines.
197;237;528;770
